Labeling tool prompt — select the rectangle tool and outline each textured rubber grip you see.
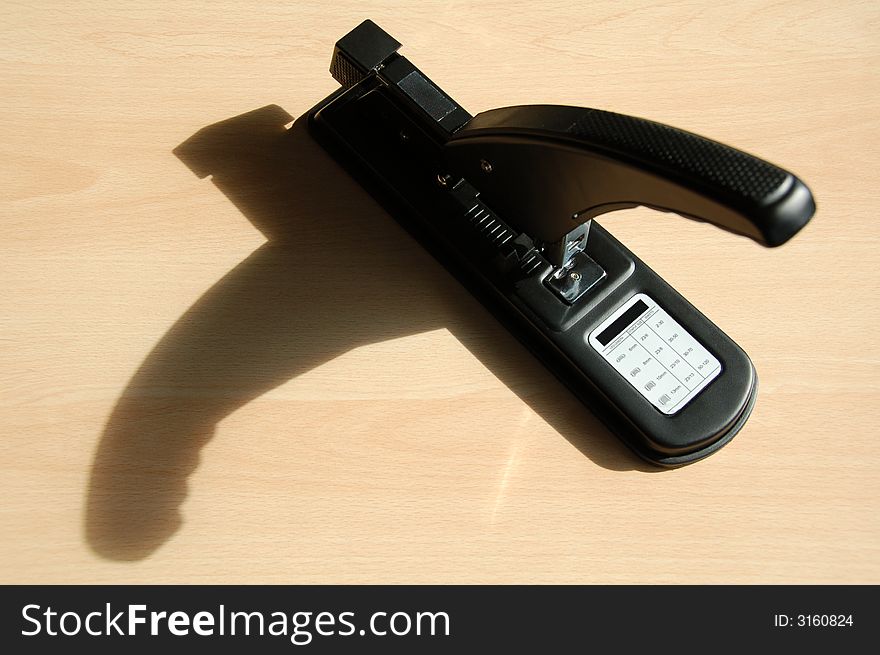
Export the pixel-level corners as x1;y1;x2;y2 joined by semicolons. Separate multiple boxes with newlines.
446;105;815;247
567;109;788;205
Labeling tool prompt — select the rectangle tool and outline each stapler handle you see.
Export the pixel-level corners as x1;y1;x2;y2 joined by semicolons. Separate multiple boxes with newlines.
444;105;815;247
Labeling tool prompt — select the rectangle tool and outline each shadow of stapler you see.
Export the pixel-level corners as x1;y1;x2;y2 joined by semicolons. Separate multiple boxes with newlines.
86;96;645;561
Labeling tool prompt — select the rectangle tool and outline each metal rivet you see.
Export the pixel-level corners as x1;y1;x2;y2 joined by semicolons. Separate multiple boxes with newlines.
570;271;582;281
436;173;452;187
480;159;493;173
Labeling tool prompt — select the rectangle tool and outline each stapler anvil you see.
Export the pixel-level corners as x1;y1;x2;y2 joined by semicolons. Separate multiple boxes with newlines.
306;20;816;466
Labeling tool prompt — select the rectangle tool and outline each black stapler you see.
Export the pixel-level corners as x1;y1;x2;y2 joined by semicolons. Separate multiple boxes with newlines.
307;20;815;466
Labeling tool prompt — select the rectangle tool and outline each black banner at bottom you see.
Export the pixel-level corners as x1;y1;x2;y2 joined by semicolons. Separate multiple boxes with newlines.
1;585;874;652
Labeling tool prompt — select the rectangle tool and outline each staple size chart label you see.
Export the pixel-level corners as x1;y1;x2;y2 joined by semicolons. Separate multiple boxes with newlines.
588;293;722;415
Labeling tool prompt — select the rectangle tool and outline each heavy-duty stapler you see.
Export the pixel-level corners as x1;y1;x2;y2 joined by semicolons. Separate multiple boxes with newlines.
307;20;815;466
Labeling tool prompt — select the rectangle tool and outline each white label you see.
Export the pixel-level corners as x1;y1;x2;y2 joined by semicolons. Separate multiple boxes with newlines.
588;293;722;415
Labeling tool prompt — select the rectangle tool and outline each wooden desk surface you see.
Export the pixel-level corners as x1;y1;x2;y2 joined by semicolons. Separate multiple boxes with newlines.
2;1;878;584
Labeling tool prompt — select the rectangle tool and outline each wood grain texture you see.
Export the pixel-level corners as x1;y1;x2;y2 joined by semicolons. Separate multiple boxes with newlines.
1;0;878;583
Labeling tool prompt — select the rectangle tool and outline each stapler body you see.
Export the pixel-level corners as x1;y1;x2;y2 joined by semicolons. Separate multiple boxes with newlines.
307;21;815;466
